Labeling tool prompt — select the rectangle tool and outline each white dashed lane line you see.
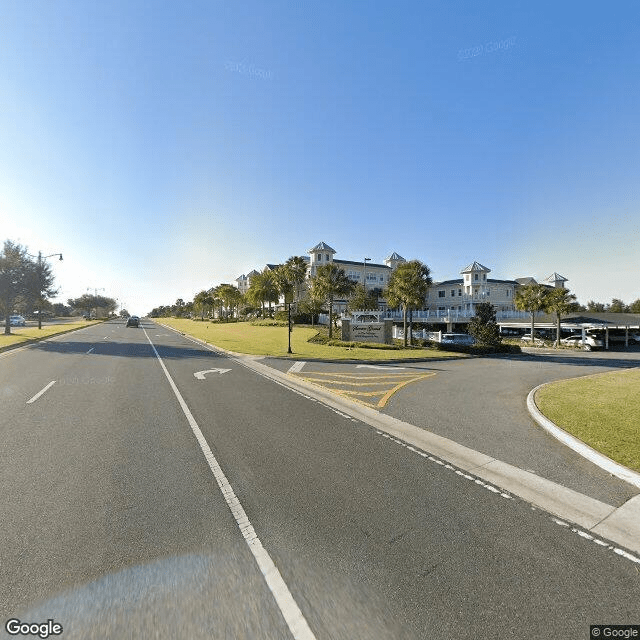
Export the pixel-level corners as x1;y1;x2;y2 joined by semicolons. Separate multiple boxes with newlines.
378;430;640;567
26;381;56;404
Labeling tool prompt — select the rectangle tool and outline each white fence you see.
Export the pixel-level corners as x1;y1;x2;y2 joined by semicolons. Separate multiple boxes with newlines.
393;327;442;342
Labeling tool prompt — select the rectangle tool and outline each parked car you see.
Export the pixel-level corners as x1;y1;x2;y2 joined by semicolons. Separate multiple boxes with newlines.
9;315;26;326
126;316;140;327
560;334;603;351
604;331;640;345
441;333;475;346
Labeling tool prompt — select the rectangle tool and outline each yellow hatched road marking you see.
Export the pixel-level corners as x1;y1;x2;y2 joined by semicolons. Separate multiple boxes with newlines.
289;371;436;408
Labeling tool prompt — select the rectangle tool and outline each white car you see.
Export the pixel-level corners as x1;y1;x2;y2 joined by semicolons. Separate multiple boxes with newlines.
560;334;603;351
9;315;26;326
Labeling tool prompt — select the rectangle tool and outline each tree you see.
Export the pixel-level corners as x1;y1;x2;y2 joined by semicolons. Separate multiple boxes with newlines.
273;256;308;305
544;287;577;347
246;271;279;318
514;283;549;342
27;252;59;329
0;240;35;334
384;259;432;347
68;294;117;318
346;284;379;313
309;263;356;339
608;298;628;313
52;303;72;317
193;290;215;320
468;302;501;346
586;300;606;312
629;299;640;314
215;284;243;320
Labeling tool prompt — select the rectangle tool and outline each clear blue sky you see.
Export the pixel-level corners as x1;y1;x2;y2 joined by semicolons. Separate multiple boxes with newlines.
1;1;639;314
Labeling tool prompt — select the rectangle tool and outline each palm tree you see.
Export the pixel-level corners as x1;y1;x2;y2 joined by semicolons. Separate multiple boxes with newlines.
544;287;578;347
514;283;549;343
215;283;243;320
273;256;308;306
193;290;211;320
247;271;279;318
385;260;432;347
309;263;355;339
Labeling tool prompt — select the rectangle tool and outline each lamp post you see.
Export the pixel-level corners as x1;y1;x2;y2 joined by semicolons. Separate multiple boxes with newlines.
363;257;371;294
27;251;63;329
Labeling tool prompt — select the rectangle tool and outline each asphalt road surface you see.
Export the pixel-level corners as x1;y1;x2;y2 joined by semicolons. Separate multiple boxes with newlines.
1;320;638;639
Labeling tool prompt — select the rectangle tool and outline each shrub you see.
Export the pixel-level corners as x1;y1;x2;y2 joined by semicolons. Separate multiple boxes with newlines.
250;319;289;327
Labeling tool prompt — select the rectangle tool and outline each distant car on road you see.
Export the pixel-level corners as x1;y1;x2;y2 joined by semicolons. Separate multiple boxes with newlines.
560;334;603;351
9;315;26;326
441;333;475;346
126;316;140;327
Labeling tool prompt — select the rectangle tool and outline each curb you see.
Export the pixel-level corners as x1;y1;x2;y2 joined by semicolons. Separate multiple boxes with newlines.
156;320;640;556
527;383;640;490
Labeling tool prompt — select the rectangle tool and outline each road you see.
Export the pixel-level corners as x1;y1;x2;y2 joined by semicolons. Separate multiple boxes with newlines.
1;320;638;639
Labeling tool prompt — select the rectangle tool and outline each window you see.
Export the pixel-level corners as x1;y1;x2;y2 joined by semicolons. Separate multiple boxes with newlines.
438;290;445;298
317;253;321;261
458;289;462;296
483;274;486;281
451;290;455;297
325;254;329;261
474;273;479;281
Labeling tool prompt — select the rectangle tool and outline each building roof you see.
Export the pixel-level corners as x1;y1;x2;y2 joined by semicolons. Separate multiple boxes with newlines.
386;252;405;261
544;272;568;283
435;278;518;287
514;277;538;285
308;241;336;254
461;261;490;274
335;259;390;269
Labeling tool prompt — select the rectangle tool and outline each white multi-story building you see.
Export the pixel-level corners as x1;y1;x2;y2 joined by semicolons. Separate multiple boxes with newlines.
236;241;568;321
426;262;567;316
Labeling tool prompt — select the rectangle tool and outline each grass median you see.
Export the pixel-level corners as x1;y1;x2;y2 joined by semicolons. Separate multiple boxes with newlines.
0;320;98;351
535;368;640;473
157;318;467;361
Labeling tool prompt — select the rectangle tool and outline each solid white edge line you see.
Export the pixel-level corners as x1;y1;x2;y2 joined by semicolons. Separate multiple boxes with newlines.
142;328;317;640
26;380;56;404
527;383;640;489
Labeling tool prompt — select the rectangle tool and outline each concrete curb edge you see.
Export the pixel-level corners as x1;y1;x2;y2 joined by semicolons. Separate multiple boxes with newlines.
527;383;640;490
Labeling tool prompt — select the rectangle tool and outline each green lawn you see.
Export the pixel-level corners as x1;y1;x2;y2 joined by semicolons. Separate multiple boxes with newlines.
0;320;97;350
535;368;640;473
157;318;466;361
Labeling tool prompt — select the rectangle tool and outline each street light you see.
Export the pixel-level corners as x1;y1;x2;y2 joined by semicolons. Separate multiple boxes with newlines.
363;257;371;292
27;251;63;329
